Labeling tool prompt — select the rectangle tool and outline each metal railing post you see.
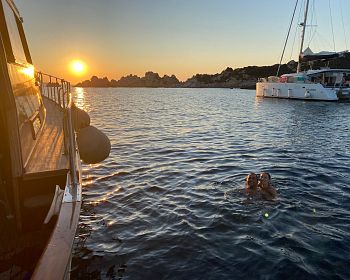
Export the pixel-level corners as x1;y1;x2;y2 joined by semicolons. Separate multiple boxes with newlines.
49;76;52;100
66;103;78;190
56;78;60;107
67;83;69;105
61;80;65;108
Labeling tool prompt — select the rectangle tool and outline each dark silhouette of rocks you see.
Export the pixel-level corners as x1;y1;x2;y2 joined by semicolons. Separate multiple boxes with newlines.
177;62;297;89
72;62;294;89
77;76;111;88
75;54;350;89
117;74;144;87
76;72;180;88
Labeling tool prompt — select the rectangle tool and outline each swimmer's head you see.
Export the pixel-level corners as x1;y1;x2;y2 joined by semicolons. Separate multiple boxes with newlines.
259;172;271;188
246;173;258;190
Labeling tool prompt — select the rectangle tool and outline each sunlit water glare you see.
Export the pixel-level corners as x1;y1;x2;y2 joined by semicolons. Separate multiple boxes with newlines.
71;88;350;280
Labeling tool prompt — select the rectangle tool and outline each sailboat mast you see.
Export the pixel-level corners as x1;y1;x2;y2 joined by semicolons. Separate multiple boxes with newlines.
297;0;310;73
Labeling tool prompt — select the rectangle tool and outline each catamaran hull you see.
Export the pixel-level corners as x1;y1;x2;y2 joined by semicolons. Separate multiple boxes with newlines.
256;82;341;101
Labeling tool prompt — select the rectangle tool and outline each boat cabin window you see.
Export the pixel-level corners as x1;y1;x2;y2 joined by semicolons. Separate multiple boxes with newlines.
0;0;42;166
344;74;350;87
324;76;335;87
2;0;28;63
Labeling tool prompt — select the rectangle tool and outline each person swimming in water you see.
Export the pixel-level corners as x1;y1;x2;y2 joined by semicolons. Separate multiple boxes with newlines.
258;172;277;199
245;173;259;196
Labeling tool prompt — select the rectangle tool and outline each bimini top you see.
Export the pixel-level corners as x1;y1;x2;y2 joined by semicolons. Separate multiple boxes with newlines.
306;69;350;76
281;69;350;78
300;47;349;62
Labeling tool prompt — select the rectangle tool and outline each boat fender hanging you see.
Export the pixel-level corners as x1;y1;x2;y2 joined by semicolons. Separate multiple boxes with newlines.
72;104;90;131
77;125;111;164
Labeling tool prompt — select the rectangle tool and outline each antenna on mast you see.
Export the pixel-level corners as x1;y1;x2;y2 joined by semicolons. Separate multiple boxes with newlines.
297;0;310;73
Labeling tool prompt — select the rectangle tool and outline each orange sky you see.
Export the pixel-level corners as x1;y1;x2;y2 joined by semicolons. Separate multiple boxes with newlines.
15;0;350;84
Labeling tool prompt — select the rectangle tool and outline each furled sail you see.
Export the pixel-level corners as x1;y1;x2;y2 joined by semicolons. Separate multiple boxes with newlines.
300;47;348;62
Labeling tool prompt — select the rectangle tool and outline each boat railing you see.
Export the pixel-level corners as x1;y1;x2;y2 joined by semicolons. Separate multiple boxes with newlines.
36;71;79;198
36;72;70;109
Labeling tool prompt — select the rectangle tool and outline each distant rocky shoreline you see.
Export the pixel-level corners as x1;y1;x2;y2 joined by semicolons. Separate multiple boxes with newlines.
76;55;350;89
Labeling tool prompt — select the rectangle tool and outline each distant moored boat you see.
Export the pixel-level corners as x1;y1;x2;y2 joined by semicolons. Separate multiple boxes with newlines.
256;0;350;101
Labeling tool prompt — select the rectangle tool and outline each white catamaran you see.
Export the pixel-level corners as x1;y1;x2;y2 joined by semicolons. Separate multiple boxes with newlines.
256;0;350;101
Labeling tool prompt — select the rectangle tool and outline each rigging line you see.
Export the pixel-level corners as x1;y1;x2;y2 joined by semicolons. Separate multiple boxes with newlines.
307;0;314;46
307;0;316;47
290;0;304;60
289;24;298;61
340;0;348;50
313;31;323;53
315;30;333;50
277;0;299;76
328;0;336;51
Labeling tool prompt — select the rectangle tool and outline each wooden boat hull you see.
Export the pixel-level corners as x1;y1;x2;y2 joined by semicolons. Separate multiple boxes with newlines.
32;169;82;280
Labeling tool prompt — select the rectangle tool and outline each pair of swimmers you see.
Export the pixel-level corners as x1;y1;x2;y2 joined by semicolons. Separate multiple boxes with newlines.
246;172;277;199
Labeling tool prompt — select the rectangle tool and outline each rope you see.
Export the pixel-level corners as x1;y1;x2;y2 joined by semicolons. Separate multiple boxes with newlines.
277;0;299;76
289;0;304;60
289;25;298;61
307;0;317;47
340;0;348;50
328;0;336;51
307;0;313;46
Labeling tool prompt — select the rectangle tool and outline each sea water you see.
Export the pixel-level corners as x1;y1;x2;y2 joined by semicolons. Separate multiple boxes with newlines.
71;87;350;280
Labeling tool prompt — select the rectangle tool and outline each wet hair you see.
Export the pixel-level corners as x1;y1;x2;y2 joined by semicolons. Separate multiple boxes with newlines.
246;173;259;191
260;172;271;180
246;172;258;182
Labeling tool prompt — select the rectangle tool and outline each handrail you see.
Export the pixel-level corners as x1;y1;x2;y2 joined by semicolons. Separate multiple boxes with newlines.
36;71;79;197
36;72;70;109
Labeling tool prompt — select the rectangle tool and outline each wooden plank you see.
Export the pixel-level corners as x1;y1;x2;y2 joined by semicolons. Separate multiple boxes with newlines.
23;169;67;181
24;98;69;178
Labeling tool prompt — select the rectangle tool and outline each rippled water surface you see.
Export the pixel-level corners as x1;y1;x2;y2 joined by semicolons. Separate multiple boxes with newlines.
71;88;350;280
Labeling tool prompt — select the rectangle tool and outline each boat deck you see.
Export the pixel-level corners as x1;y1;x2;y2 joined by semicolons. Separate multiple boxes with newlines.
24;97;69;179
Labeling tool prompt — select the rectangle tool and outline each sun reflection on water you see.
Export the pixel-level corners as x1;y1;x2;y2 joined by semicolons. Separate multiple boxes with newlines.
73;87;88;110
254;96;264;108
87;186;124;206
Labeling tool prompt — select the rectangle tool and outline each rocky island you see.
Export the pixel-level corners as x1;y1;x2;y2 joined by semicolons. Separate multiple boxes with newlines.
76;54;350;89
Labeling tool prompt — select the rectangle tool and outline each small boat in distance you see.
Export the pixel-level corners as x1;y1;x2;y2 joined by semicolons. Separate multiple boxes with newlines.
0;0;109;279
256;0;350;101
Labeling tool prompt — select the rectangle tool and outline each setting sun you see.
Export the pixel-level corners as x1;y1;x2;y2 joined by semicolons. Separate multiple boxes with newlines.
70;60;86;75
